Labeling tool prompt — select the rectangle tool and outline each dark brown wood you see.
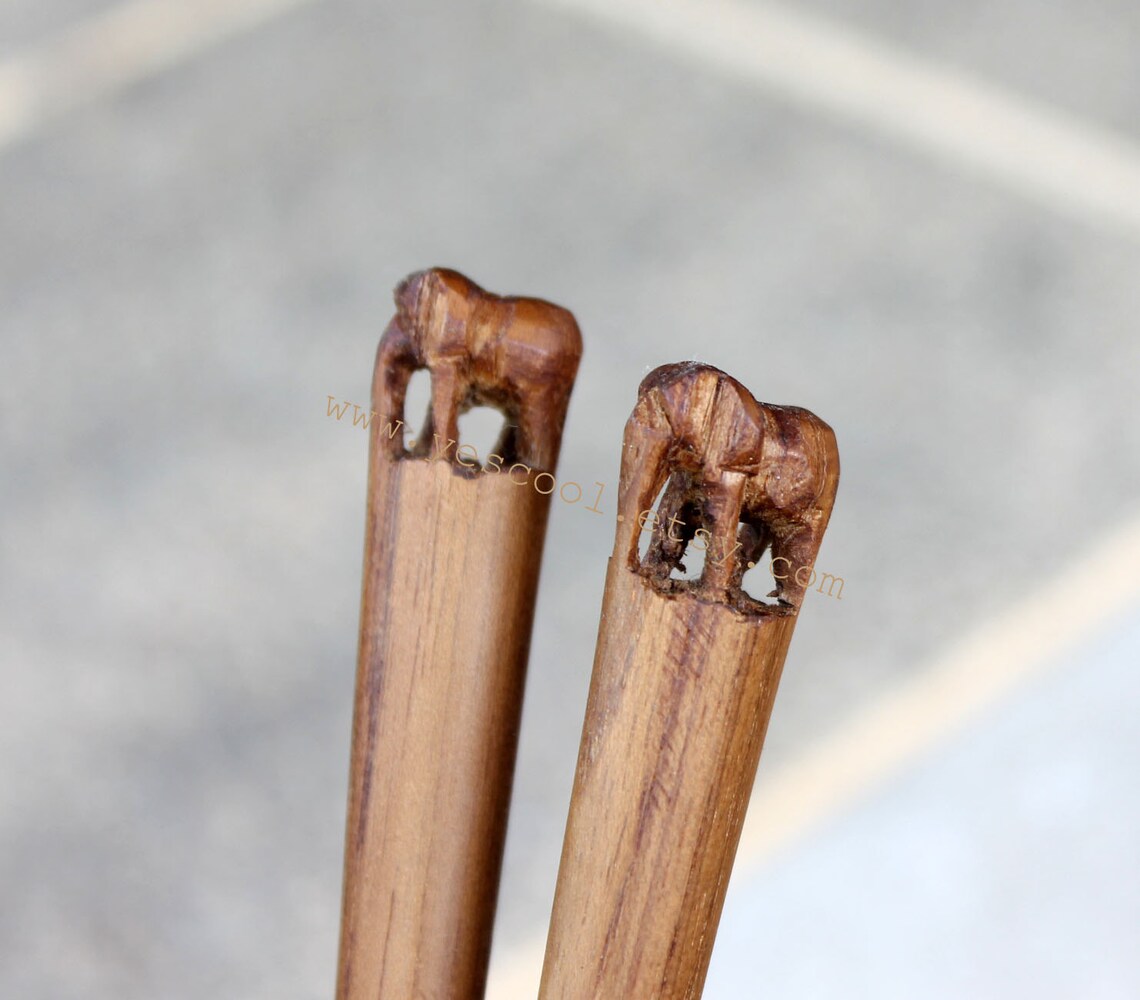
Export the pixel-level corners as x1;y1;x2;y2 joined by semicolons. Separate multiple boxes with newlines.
336;268;581;1000
539;361;838;1000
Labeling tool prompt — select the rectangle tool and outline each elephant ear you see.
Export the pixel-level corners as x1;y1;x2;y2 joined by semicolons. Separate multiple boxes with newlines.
416;269;478;360
430;267;482;299
637;360;702;400
393;269;430;326
709;375;764;475
637;362;713;441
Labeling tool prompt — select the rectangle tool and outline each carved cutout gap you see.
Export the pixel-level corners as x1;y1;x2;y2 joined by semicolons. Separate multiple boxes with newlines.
741;553;780;606
669;536;706;582
735;518;778;606
637;477;672;564
404;368;432;436
458;406;508;466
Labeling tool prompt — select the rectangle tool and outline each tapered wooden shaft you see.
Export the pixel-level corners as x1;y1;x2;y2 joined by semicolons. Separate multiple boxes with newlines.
540;362;838;999
336;269;581;1000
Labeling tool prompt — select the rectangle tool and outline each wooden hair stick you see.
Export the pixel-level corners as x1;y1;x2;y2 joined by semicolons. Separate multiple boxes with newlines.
336;268;581;1000
539;361;839;999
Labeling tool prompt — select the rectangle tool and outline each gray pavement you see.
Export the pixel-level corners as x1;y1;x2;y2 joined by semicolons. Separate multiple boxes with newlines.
786;0;1140;139
2;0;1138;996
0;0;115;58
707;603;1140;999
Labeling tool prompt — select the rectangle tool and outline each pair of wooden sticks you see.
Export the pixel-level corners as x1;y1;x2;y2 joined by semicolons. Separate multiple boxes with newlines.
335;268;839;1000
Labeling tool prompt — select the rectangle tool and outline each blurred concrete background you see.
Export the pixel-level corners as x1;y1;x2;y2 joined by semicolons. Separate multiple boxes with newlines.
1;0;1137;996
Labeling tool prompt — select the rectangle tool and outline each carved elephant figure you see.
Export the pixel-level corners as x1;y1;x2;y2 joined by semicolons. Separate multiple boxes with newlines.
618;362;839;609
373;267;582;472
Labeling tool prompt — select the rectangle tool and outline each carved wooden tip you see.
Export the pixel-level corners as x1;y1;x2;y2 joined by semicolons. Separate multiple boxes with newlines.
616;362;839;614
372;267;582;473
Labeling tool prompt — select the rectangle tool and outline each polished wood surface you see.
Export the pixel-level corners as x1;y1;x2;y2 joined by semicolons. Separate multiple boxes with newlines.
539;362;838;999
336;269;581;1000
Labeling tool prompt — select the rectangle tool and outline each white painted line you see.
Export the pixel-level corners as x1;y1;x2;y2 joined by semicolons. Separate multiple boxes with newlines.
0;0;320;152
487;509;1140;998
733;508;1140;868
534;0;1140;238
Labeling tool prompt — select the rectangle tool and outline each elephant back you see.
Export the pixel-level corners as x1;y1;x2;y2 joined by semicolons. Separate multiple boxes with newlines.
755;404;839;515
483;295;582;387
420;268;477;362
636;362;763;475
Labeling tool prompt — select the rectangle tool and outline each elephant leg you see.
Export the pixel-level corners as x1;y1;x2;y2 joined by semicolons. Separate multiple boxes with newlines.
644;473;693;580
616;422;672;572
770;522;822;608
516;382;569;472
427;363;463;461
373;320;417;458
700;471;746;595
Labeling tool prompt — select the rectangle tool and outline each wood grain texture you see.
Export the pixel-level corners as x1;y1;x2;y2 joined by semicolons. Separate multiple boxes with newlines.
539;362;838;1000
336;269;581;1000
